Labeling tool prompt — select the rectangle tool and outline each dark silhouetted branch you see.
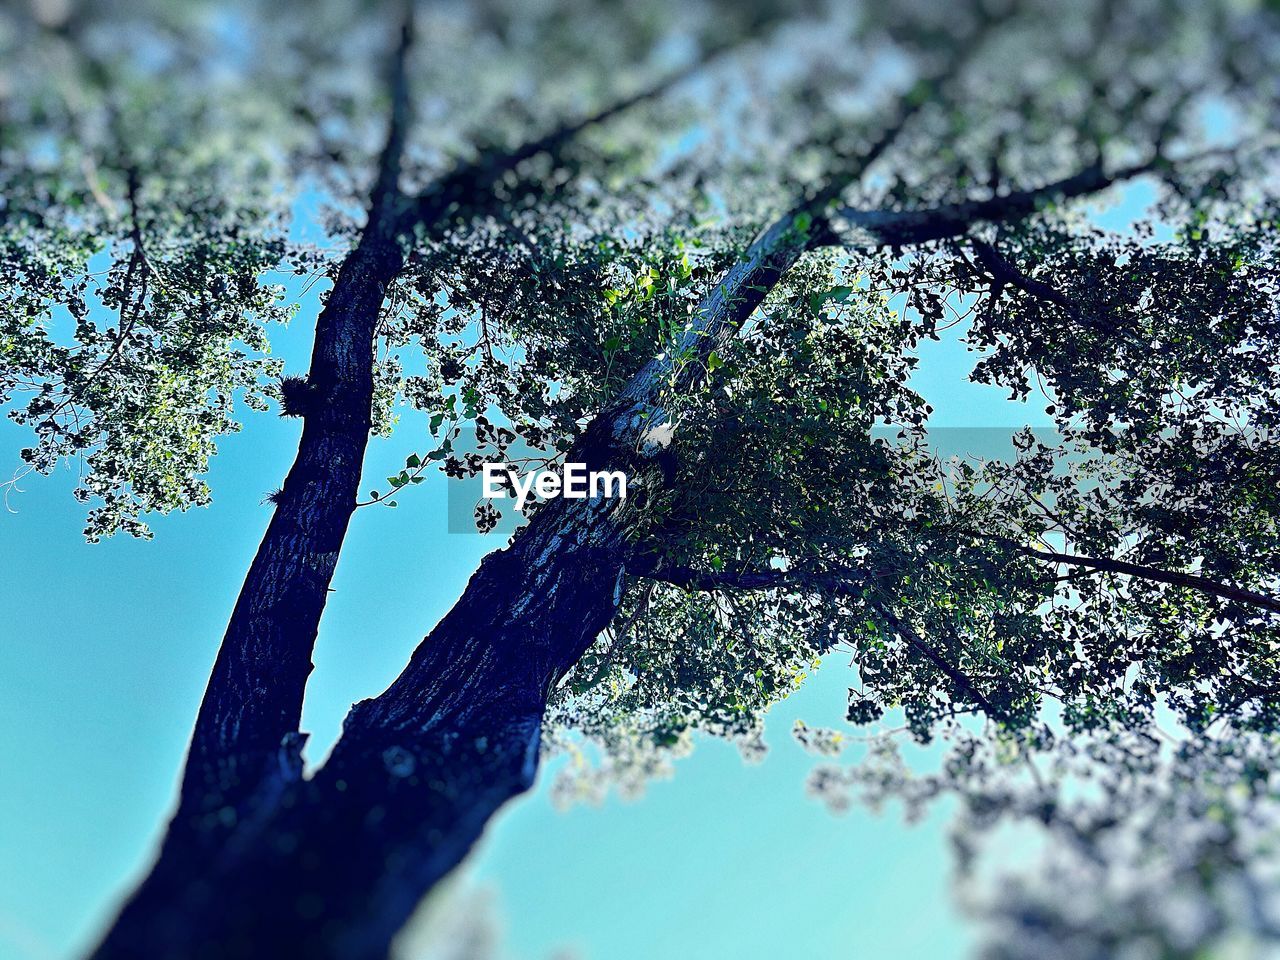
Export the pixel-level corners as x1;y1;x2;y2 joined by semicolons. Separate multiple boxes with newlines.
1022;547;1280;615
637;541;1280;619
395;39;747;236
822;159;1155;249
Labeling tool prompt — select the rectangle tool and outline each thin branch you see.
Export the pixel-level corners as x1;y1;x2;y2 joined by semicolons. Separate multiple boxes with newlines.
395;38;747;237
968;238;1073;309
632;556;1003;718
46;166;151;422
873;601;1004;720
632;560;811;592
368;2;417;236
822;158;1156;250
1020;546;1280;615
636;538;1280;618
967;238;1153;349
822;143;1266;251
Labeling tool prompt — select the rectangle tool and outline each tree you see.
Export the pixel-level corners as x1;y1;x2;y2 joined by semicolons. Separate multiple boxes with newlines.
3;0;1279;957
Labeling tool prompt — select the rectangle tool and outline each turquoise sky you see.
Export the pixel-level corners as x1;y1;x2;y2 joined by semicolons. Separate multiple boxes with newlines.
0;180;1153;960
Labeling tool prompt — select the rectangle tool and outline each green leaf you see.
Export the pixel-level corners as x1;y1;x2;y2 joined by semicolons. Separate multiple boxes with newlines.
809;286;853;314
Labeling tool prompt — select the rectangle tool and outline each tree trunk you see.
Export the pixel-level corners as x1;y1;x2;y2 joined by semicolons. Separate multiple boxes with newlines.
88;234;405;959
185;235;405;818
91;486;631;960
85;106;961;960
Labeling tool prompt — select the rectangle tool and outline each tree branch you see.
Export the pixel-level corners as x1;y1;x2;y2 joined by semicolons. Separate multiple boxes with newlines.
606;41;988;421
966;238;1154;349
968;238;1073;309
632;560;833;592
367;2;416;237
636;541;1280;618
633;543;1280;714
629;557;1004;717
873;601;1005;720
394;38;745;238
176;8;423;832
1020;546;1280;616
819;142;1264;251
819;159;1156;250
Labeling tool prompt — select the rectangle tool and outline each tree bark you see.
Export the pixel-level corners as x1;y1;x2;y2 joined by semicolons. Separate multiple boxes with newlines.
186;234;405;816
173;6;419;841
87;232;405;955
91;476;633;959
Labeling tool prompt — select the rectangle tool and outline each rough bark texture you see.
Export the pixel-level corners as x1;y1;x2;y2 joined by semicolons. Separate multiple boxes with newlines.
225;495;631;960
189;235;405;813
88;232;405;958
91;446;636;958
174;6;418;846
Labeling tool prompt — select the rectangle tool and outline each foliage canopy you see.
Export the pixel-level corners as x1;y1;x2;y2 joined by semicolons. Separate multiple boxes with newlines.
5;0;1280;951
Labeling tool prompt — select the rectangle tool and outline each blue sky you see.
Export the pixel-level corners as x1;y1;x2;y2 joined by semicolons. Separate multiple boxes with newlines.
0;176;1155;960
